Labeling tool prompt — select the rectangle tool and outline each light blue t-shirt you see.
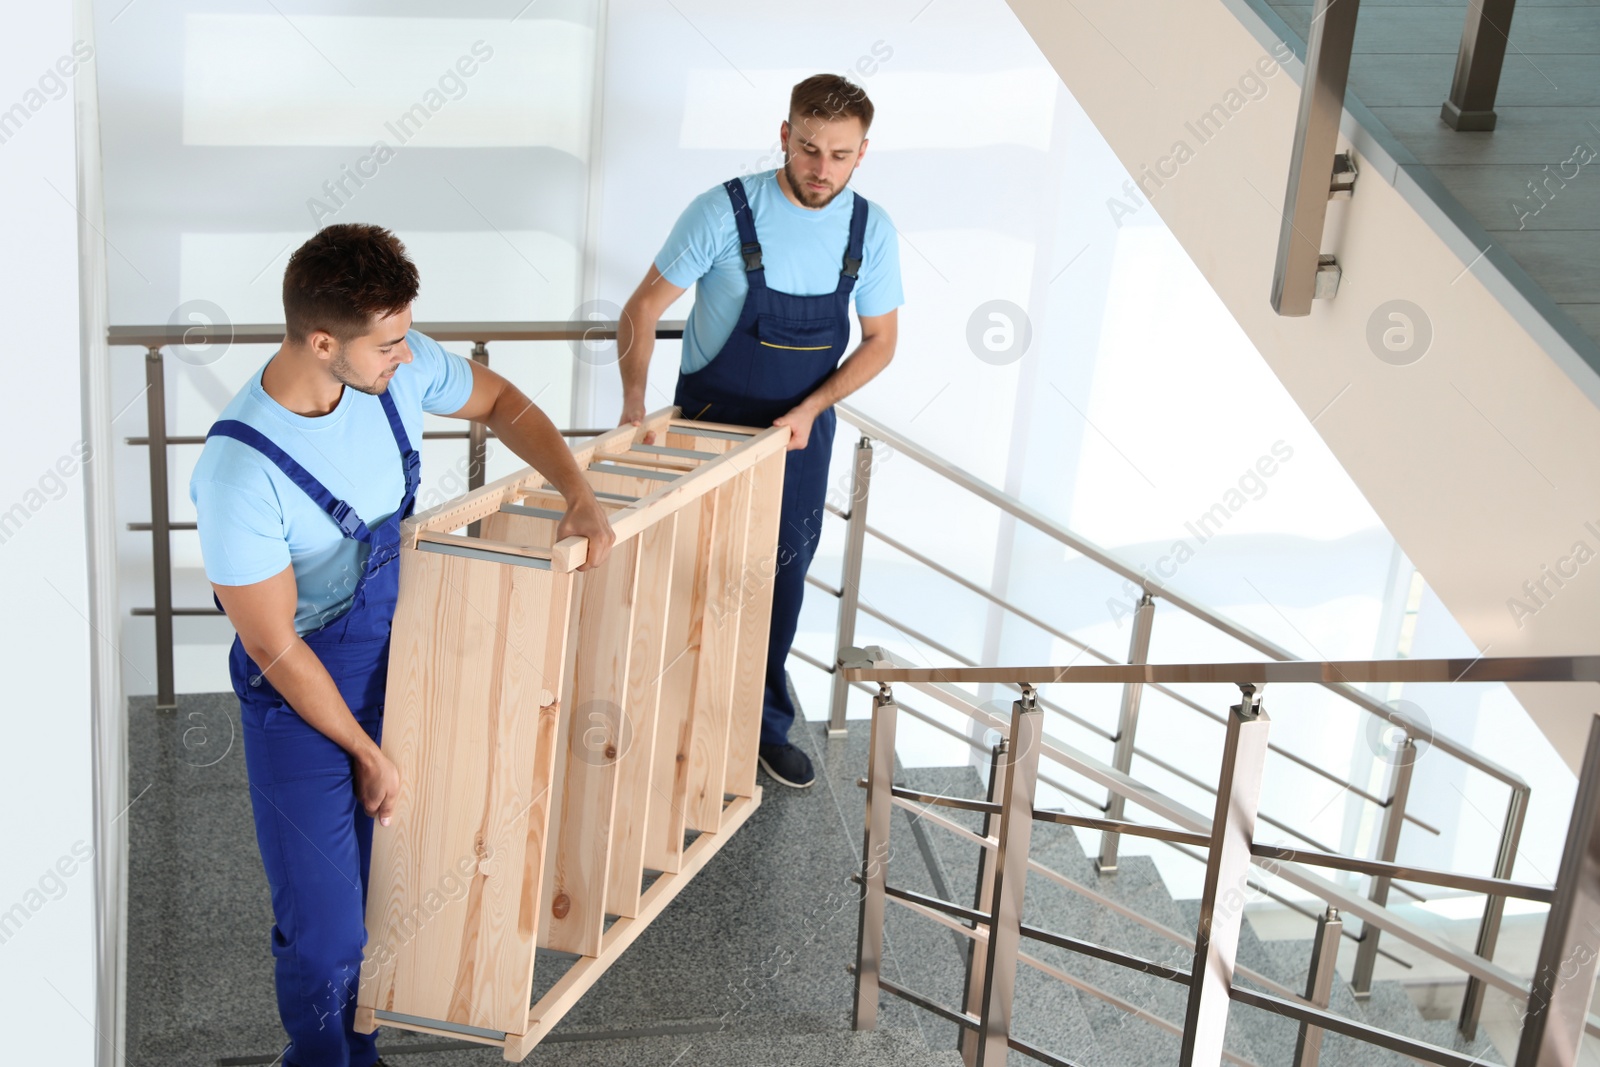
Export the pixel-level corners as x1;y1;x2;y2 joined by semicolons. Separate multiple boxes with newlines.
190;330;475;634
655;170;904;374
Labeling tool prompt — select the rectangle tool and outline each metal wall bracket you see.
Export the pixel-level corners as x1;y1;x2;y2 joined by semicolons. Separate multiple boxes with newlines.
1329;152;1357;199
1314;256;1343;301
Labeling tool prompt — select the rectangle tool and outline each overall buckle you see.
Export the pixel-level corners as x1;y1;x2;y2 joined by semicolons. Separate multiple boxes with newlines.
330;500;362;537
741;241;764;272
842;255;862;279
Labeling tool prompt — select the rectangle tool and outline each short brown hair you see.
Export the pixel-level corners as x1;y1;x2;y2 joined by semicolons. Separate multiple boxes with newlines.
282;224;419;343
789;74;874;136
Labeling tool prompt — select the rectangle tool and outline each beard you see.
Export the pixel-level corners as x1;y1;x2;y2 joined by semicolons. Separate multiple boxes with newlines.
782;156;851;209
329;349;391;395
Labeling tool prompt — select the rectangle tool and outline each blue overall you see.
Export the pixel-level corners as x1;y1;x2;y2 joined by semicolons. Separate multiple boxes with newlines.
208;389;420;1067
674;176;869;747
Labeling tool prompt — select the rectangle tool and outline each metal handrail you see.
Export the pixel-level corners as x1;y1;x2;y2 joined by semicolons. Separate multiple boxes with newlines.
848;652;1600;1066
832;403;1530;791
107;319;685;707
826;402;1531;1035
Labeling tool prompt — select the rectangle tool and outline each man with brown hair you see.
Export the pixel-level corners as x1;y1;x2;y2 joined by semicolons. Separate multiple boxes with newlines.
190;223;613;1067
617;74;902;788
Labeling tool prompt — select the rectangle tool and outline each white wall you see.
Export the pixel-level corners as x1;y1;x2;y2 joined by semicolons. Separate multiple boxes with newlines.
0;4;105;1064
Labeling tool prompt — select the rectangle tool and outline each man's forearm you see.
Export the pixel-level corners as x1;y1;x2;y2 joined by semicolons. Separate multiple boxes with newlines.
251;637;382;766
618;299;657;411
799;335;896;413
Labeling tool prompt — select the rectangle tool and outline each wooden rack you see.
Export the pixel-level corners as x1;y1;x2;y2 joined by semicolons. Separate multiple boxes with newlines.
353;407;787;1060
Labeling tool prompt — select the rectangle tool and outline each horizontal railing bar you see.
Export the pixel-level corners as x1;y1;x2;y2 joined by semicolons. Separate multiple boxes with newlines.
887;784;1001;817
862;520;1126;672
805;574;843;599
129;522;195;532
849;602;1114;742
132;607;222;617
833;405;1531;792
107;320;688;347
1021;849;1303;1003
1256;739;1442;836
1030;808;1211;848
873;974;980;1031
1018;950;1262;1067
1164;842;1411;967
1006;1033;1095;1067
857;521;1437;836
1248;844;1553;903
885;884;983;942
1228;986;1486;1067
884;884;991;927
1019;921;1192;984
1133;745;1345;855
843;653;1600;687
874;683;1111;813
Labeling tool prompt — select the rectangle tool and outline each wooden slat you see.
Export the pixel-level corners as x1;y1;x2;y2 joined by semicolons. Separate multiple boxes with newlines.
684;473;753;832
642;493;708;874
540;537;642;956
358;544;572;1035
603;515;678;916
501;791;762;1062
663;429;736;456
724;449;786;799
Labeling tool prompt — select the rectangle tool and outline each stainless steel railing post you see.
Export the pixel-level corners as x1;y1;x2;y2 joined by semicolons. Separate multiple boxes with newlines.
1441;0;1519;131
144;345;176;709
1099;593;1155;873
1460;782;1529;1038
852;682;898;1030
1269;0;1362;316
1514;714;1600;1067
974;686;1042;1066
1179;683;1271;1067
1351;735;1416;996
829;436;874;736
1292;906;1343;1067
960;739;1007;1067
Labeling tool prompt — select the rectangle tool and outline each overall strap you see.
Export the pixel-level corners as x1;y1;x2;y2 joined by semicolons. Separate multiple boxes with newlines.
378;389;422;493
723;177;767;292
837;193;870;295
206;420;372;541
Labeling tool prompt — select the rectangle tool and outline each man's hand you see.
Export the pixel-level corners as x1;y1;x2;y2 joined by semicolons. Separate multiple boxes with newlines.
355;746;401;826
618;401;655;445
772;404;819;451
558;489;616;571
